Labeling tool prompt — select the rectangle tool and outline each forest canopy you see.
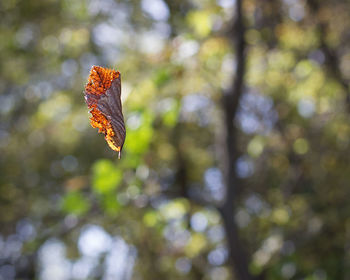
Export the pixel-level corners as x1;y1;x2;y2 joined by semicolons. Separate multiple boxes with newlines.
0;0;350;279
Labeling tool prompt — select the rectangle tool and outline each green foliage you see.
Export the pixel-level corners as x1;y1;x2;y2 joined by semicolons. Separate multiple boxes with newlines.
1;0;350;279
100;194;121;216
153;68;171;87
92;159;122;194
61;191;89;216
187;10;212;37
124;111;154;155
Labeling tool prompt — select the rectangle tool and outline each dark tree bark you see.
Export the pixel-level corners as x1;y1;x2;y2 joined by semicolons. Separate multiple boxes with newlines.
219;0;255;279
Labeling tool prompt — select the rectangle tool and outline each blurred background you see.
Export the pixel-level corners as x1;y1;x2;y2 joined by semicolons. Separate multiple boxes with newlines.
1;0;350;279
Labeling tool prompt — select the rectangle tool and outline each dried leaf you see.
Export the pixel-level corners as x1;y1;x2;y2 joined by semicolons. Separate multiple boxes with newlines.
84;66;126;158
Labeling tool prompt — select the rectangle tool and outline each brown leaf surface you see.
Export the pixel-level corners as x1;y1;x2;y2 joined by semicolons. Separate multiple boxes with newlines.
84;66;125;158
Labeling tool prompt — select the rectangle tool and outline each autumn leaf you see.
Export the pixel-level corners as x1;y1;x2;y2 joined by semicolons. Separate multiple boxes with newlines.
84;66;126;158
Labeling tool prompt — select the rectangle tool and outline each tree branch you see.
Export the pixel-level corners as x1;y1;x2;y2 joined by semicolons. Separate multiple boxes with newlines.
307;0;350;113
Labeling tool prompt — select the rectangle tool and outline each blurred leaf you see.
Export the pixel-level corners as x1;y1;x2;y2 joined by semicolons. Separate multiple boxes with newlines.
185;233;207;258
159;198;189;220
162;108;178;127
61;191;89;216
247;136;265;158
125;112;154;155
92;159;122;194
187;10;212;37
143;210;159;227
162;100;179;127
153;68;171;87
100;194;121;215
